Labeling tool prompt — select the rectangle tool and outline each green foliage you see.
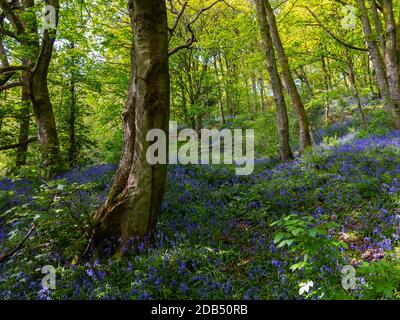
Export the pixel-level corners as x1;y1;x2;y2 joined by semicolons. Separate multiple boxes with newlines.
358;260;400;299
272;214;347;298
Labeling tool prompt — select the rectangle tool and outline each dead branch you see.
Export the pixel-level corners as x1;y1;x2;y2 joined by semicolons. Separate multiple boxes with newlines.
0;225;35;263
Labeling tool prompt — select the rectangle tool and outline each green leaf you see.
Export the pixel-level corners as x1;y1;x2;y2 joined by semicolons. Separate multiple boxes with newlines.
274;233;284;243
308;229;317;237
292;228;303;236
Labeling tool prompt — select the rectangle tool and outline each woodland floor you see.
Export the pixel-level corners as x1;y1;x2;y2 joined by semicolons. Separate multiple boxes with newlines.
1;106;400;300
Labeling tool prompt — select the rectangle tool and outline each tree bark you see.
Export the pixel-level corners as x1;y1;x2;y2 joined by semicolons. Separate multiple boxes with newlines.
259;75;266;112
369;0;386;56
93;0;170;254
321;57;331;124
366;54;377;95
251;73;258;114
178;74;189;124
16;57;30;167
263;0;311;153
68;66;77;167
2;0;63;176
0;0;60;170
255;0;293;161
213;56;225;124
0;37;16;88
357;0;393;114
300;65;313;97
382;0;400;128
397;8;400;68
224;54;235;116
217;53;231;117
29;1;61;176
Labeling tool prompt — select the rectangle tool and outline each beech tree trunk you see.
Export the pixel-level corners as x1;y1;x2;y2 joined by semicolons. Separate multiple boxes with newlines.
382;0;400;128
370;0;386;56
93;0;170;253
1;0;60;171
263;0;312;153
357;0;393;114
397;9;400;65
255;0;293;162
9;0;62;175
29;2;61;175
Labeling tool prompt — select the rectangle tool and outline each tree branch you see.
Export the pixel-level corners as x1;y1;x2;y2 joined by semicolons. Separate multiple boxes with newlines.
0;137;37;151
0;0;25;35
0;224;35;264
0;37;14;86
168;0;189;42
305;6;369;52
168;0;222;57
0;65;29;73
0;80;22;91
168;32;196;56
0;26;17;39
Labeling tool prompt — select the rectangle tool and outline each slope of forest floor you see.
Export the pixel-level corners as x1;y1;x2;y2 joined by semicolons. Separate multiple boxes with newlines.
1;107;400;300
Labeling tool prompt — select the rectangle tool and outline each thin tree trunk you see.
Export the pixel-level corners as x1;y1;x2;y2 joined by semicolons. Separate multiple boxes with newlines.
68;68;77;167
224;54;234;115
231;63;237;116
213;57;225;124
366;54;377;95
179;76;189;124
16;57;30;167
345;49;368;128
93;0;170;254
326;55;334;89
321;57;331;124
263;0;311;153
0;39;13;87
300;65;313;97
217;53;231;117
255;0;293;161
259;75;266;112
251;73;258;114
